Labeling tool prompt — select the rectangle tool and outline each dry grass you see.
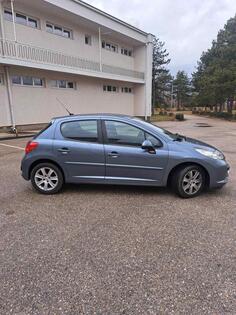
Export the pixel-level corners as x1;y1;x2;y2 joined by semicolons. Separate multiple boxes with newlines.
150;115;175;122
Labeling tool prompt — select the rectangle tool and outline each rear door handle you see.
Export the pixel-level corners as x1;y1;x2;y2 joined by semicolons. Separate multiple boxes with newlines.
108;151;119;158
58;147;70;154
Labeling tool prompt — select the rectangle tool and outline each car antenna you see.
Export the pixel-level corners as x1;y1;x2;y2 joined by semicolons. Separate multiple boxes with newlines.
56;98;74;116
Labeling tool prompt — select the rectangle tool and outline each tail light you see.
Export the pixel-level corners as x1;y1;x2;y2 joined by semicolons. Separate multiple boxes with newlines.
25;141;38;154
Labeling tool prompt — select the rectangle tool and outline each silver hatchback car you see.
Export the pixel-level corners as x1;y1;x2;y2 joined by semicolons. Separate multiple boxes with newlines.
21;114;229;198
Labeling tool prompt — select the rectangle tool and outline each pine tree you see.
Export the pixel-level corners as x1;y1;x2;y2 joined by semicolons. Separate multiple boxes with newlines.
152;37;172;113
174;71;191;109
192;15;236;113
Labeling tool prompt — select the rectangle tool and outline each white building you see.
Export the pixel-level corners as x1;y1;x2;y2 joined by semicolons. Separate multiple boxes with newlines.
0;0;154;129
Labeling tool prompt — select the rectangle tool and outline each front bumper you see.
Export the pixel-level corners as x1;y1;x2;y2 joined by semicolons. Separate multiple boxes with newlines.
210;162;230;188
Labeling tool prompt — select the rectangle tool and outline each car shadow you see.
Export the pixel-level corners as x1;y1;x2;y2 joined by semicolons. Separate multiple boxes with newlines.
62;183;171;197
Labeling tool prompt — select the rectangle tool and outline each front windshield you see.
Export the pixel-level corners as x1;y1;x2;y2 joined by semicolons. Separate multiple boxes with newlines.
133;118;178;141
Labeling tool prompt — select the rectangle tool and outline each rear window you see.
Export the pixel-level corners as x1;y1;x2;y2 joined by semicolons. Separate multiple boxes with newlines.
61;120;98;142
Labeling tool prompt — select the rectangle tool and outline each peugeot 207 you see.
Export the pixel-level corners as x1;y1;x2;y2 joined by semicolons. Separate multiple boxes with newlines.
21;114;230;198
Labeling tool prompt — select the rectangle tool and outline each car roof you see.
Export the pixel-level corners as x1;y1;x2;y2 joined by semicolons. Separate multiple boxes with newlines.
52;113;133;121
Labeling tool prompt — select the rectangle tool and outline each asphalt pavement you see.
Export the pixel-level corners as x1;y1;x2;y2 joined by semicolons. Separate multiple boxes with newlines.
0;115;235;315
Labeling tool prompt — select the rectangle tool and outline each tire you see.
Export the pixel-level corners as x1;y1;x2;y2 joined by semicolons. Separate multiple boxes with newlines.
30;163;64;195
171;165;205;198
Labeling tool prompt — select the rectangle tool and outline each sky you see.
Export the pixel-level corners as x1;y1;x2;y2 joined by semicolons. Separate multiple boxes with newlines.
85;0;236;77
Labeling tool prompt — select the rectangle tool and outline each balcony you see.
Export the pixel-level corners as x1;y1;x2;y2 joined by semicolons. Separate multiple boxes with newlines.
0;40;145;83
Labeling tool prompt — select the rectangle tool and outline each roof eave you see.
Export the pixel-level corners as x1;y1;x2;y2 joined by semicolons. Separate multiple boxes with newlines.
72;0;151;37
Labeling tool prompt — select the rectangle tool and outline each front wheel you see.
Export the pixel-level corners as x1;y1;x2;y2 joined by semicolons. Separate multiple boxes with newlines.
31;163;64;194
172;165;205;198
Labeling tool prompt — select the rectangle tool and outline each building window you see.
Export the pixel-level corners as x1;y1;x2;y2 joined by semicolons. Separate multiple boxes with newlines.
33;78;44;86
22;76;33;86
28;17;38;28
46;22;72;39
4;9;39;29
103;85;119;93
102;41;118;53
46;23;53;33
67;82;75;89
16;13;27;25
50;80;76;89
54;26;62;36
11;76;44;87
4;10;13;21
85;35;92;45
63;30;71;38
58;80;66;88
11;76;22;85
0;74;4;85
121;87;133;94
121;48;133;57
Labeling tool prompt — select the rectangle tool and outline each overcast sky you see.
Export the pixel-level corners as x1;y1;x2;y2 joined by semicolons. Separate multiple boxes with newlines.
86;0;236;77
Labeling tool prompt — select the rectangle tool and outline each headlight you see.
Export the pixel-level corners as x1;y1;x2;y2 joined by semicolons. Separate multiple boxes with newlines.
195;148;225;160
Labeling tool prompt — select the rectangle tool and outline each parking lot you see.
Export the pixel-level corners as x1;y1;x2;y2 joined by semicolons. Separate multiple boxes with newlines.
0;115;236;315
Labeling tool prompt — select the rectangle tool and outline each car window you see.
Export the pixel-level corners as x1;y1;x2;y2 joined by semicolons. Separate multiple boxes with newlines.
61;120;98;142
145;133;161;147
105;120;145;146
133;118;178;141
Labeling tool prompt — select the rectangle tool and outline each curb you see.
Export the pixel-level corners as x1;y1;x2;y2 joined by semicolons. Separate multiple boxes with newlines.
0;134;35;141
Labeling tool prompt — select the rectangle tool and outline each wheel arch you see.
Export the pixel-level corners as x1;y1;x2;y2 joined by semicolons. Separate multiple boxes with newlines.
167;162;210;188
29;159;66;182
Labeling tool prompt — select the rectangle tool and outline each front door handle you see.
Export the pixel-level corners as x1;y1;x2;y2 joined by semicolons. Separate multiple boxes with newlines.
58;147;70;154
108;151;119;158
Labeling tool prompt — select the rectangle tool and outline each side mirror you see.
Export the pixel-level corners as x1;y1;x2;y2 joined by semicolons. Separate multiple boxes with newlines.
142;140;156;154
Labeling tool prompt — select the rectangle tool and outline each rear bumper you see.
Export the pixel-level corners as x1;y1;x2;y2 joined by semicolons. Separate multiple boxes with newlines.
21;156;31;180
21;169;29;180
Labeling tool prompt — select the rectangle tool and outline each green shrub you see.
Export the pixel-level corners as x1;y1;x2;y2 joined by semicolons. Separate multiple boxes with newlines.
175;113;185;121
212;112;233;119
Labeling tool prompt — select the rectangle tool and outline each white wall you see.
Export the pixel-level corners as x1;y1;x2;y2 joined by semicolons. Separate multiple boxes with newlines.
4;66;136;126
3;1;144;71
133;84;145;117
0;0;151;126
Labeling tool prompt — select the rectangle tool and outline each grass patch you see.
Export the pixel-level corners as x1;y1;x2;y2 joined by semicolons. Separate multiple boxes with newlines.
151;114;175;122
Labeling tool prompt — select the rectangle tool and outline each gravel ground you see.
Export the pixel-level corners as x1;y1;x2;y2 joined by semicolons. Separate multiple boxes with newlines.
0;115;235;315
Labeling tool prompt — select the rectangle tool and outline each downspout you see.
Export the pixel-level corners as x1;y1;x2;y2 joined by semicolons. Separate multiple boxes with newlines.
0;1;16;130
10;0;17;42
98;27;102;72
145;34;154;121
4;65;16;129
144;54;147;121
0;0;5;41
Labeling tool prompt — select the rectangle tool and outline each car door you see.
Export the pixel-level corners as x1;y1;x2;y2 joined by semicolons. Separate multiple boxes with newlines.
102;120;169;185
53;119;105;183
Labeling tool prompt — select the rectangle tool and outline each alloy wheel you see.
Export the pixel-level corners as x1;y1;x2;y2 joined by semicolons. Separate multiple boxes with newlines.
182;169;202;196
34;167;59;191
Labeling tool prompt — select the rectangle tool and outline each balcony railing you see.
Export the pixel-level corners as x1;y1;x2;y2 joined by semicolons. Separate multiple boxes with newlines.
0;40;144;80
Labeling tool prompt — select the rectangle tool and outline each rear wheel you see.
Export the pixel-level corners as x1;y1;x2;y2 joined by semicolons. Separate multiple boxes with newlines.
31;163;63;194
171;165;205;198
